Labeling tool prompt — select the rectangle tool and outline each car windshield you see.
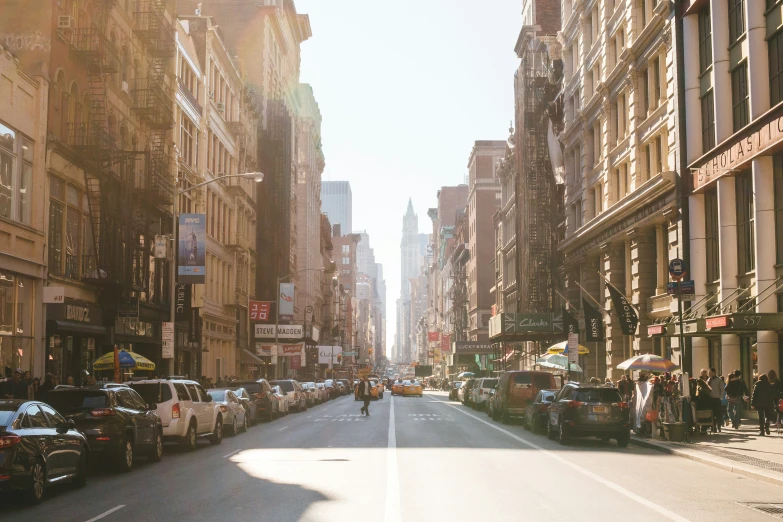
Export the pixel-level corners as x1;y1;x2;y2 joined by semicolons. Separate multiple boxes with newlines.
272;386;282;394
574;389;623;403
272;381;295;392
209;390;227;401
454;382;462;388
483;379;498;389
47;392;109;413
127;383;172;404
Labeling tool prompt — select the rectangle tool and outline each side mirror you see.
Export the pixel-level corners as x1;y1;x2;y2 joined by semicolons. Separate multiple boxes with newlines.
206;395;213;403
147;403;158;410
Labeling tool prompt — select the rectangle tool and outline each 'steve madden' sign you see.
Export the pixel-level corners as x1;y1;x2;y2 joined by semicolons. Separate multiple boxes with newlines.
254;324;303;339
705;316;730;329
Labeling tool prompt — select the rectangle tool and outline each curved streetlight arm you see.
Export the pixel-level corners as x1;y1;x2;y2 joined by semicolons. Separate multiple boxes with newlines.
176;172;264;196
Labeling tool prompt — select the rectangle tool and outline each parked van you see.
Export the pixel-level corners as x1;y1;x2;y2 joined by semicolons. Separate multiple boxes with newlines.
493;371;558;424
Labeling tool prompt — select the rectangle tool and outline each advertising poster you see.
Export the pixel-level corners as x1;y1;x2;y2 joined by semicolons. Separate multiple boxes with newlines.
427;331;440;342
317;345;342;366
279;283;295;320
162;322;174;359
290;355;301;370
249;300;272;322
177;213;206;284
440;334;450;354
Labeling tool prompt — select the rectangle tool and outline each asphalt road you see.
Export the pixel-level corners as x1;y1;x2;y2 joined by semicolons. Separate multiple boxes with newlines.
2;390;782;521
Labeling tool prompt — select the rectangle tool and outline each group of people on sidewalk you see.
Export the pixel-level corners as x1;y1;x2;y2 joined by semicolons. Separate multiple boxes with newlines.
0;369;81;402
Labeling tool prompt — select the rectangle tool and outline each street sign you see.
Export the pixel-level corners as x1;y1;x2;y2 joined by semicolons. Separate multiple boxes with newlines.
567;333;579;365
668;258;686;280
162;322;174;359
666;280;695;298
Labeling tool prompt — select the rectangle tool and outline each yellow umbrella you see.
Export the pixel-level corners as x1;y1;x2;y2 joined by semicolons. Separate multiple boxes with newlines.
93;349;156;371
546;340;590;355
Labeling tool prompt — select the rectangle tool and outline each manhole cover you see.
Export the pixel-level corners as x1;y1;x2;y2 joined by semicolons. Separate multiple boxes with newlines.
738;503;783;518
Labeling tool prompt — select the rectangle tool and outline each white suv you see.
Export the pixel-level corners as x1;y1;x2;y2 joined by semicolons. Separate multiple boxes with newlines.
126;379;224;450
472;378;498;411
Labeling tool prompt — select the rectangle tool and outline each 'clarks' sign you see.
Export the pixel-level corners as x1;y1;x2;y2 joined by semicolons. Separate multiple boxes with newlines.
692;111;783;191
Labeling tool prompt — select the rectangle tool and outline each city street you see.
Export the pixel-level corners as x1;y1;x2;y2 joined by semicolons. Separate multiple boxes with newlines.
1;391;781;522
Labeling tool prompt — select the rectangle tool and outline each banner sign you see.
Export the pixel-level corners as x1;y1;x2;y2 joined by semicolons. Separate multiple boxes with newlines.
567;333;579;365
290;355;301;370
440;334;451;354
162;322;174;359
249;300;272;322
453;341;493;354
175;284;191;322
177;214;206;284
188;308;201;345
117;297;139;323
427;331;440;342
43;286;65;304
254;324;303;339
279;343;304;356
582;297;605;342
317;345;342;366
563;307;579;334
255;343;275;357
607;284;639;335
279;283;295;320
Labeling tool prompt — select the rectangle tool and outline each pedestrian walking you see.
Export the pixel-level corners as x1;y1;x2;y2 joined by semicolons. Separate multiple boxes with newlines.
752;374;776;436
708;368;725;432
358;376;372;416
38;373;55;403
7;370;28;399
768;370;782;428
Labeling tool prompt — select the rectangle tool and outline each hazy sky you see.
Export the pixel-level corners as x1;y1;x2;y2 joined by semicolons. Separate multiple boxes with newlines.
297;0;521;350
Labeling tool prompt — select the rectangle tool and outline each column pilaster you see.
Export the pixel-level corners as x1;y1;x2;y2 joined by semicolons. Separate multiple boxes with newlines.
603;241;628;379
630;229;656;355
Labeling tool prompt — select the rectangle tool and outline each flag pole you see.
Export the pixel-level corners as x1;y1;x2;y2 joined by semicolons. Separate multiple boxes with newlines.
597;271;641;318
555;290;576;312
575;282;609;316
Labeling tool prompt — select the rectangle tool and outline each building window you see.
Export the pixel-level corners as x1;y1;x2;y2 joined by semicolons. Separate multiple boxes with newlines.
705;190;720;282
770;30;783;107
774;155;783;264
642;68;650;115
728;0;745;46
732;62;749;132
0;122;33;225
342;244;349;254
655;135;664;174
180;115;198;168
0;270;34;375
698;8;712;74
47;177;87;280
735;171;755;274
701;90;716;151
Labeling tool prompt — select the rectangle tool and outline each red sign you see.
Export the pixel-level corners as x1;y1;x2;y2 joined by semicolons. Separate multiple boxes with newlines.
706;316;730;329
647;325;665;336
280;343;304;355
440;334;451;353
428;331;440;342
289;355;301;370
249;301;272;321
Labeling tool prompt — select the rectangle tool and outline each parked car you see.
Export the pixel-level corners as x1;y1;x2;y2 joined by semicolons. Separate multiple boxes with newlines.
300;382;319;406
459;378;477;406
323;380;339;399
270;385;290;417
125;379;224;450
471;378;498;411
0;400;88;504
337;379;352;395
522;389;557;433
547;383;630;447
493;371;558;424
314;382;330;403
228;380;276;423
448;381;462;401
227;387;258;426
47;386;163;472
207;389;247;435
276;380;308;411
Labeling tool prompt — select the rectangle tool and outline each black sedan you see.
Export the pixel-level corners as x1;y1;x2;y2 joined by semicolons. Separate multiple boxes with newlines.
522;389;557;434
448;381;462;401
547;383;631;447
46;386;163;472
0;399;88;504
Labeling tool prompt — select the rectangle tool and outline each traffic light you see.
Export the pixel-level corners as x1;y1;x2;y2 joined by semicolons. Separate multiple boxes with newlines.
336;353;342;364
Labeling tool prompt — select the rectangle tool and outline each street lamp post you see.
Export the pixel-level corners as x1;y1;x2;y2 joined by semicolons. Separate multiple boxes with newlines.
169;171;264;375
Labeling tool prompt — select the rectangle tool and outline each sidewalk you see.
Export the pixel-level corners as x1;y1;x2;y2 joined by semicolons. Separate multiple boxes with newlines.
631;422;783;487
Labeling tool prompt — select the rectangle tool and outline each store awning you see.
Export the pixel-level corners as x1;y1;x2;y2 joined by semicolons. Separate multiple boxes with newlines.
647;313;783;337
241;348;262;364
49;320;106;336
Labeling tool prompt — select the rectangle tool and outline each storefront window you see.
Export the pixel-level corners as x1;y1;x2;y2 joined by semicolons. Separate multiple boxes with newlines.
0;271;34;375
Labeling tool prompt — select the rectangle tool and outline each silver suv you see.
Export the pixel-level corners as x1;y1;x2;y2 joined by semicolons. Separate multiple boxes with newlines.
126;379;224;450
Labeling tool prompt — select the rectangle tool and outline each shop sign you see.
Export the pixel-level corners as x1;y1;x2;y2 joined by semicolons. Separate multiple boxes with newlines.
117;297;139;323
692;110;783;192
453;341;494;354
162;322;174;359
188;308;201;345
154;235;169;259
43;286;64;304
47;299;102;326
249;300;272;321
255;343;275;357
489;313;564;339
317;345;341;366
175;284;191;322
254;324;303;339
441;334;451;354
647;325;666;336
278;283;295;320
705;316;730;329
427;331;440;342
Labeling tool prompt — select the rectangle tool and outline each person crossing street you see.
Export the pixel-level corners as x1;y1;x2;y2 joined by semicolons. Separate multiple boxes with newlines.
358;376;372;416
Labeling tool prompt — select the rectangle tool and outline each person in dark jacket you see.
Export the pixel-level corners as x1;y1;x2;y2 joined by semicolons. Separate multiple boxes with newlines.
357;376;372;416
752;374;776;436
37;373;55;403
768;370;782;426
9;370;28;400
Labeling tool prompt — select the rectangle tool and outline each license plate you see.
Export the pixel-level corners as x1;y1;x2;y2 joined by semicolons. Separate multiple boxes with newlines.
591;406;608;413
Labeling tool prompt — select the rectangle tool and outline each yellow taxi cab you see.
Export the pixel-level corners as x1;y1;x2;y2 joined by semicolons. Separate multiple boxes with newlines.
373;378;385;395
402;380;423;397
354;379;380;400
391;381;405;395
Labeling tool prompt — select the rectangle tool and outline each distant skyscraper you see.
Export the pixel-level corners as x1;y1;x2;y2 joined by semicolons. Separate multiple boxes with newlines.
400;199;421;298
321;181;352;233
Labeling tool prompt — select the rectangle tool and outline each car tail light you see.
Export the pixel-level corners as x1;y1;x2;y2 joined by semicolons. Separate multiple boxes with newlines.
0;435;21;449
566;401;583;409
220;405;228;413
90;408;116;417
172;402;181;419
612;402;629;409
95;436;111;441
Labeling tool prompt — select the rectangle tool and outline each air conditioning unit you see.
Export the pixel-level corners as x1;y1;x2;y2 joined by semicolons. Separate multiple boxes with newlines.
58;16;74;30
121;81;129;94
216;103;225;112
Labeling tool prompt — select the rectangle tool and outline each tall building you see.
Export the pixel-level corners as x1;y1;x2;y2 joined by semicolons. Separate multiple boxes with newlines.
466;141;505;341
401;199;421;297
681;0;783;382
321;181;352;233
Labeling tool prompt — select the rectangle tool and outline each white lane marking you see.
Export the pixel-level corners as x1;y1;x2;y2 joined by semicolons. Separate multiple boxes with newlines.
306;415;312;418
384;395;401;522
437;398;690;522
279;426;288;431
84;505;125;522
222;449;242;458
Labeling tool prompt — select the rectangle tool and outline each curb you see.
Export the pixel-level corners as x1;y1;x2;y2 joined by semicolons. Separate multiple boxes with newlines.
630;436;783;488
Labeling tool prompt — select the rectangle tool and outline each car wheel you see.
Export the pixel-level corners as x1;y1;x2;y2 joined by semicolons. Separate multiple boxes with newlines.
268;407;274;423
26;460;45;504
182;421;197;451
241;413;248;433
502;409;511;425
209;417;223;445
558;422;569;446
230;415;238;436
117;437;134;472
73;449;87;488
148;430;163;462
616;432;630;448
601;435;611;443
